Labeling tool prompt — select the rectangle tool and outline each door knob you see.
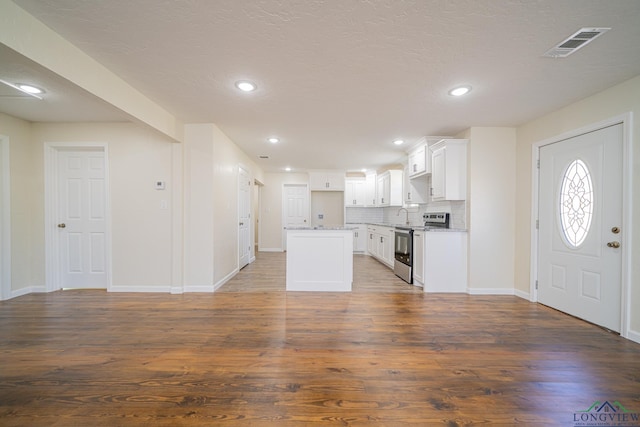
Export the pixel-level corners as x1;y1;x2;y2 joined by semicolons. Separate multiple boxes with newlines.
607;241;620;248
611;226;620;234
57;223;66;228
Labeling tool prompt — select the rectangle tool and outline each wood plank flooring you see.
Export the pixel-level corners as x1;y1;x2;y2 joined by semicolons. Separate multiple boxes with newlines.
1;252;639;426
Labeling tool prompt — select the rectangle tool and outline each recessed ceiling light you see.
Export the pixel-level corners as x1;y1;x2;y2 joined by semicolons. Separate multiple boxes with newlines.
285;167;291;172
268;137;279;144
393;139;404;146
235;80;257;92
17;84;44;94
448;85;471;97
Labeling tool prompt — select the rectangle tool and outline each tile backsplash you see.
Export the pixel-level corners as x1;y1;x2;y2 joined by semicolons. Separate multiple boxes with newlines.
346;201;466;229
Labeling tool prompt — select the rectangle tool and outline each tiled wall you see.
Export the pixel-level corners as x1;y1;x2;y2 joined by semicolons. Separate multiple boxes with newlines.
346;201;467;229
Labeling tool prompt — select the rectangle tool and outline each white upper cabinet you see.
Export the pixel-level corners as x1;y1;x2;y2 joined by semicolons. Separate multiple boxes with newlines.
344;178;366;207
377;170;403;207
403;165;428;204
309;171;345;191
430;139;467;201
407;139;431;178
364;172;377;207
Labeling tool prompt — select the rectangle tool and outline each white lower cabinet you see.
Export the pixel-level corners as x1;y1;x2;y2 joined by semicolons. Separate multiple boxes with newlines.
366;225;395;268
422;231;467;292
412;231;424;286
351;224;367;253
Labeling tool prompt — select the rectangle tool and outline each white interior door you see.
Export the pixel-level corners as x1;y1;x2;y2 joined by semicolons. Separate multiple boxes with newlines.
282;184;309;251
57;149;107;289
538;123;622;331
238;166;251;269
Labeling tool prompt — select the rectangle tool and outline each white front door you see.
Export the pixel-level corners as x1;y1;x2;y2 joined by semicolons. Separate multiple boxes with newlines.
57;149;108;289
238;166;251;269
282;184;309;251
538;123;623;331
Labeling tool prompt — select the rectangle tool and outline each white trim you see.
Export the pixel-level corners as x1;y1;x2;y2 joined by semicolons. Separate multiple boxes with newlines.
183;285;215;293
214;268;238;291
237;163;252;270
626;329;640;345
514;289;530;300
0;136;11;301
467;288;515;296
109;285;172;293
259;247;284;252
11;286;46;299
44;142;113;293
530;112;633;340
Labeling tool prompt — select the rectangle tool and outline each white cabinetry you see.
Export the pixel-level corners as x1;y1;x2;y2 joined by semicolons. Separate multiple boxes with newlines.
412;231;424;286
345;178;366;207
430;139;467;201
404;165;429;204
408;140;430;178
423;231;467;292
376;170;403;207
310;171;345;191
366;225;395;268
365;173;377;207
351;224;366;253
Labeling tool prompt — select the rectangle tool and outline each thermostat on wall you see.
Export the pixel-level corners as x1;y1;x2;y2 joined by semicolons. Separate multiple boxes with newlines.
155;181;165;190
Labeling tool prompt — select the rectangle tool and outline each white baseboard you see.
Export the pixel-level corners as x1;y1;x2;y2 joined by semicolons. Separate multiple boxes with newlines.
109;285;172;293
213;268;238;291
10;286;46;299
467;287;516;296
183;284;215;292
625;329;640;345
170;286;183;294
514;289;530;301
259;247;283;252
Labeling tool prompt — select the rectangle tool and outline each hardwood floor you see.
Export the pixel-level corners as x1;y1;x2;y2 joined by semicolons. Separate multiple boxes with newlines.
1;252;639;426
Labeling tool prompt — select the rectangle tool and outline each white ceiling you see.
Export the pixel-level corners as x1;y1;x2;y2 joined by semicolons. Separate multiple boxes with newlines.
3;0;640;172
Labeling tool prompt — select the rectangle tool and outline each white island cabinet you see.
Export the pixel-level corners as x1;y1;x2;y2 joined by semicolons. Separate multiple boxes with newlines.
286;228;354;291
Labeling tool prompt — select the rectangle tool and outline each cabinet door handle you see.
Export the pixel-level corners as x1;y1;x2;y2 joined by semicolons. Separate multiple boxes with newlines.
430;188;434;196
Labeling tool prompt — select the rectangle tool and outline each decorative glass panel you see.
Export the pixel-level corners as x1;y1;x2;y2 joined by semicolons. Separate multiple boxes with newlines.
559;159;593;248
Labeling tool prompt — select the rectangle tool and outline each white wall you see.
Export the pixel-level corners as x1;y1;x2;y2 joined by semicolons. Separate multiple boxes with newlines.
311;191;344;227
183;123;264;290
31;122;176;289
183;124;215;289
515;75;640;338
0;113;40;295
260;172;309;251
467;127;517;294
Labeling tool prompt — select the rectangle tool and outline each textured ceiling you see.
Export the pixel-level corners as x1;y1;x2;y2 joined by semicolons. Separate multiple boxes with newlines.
4;0;640;172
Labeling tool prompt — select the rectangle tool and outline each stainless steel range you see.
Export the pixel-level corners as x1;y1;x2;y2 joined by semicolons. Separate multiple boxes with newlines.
393;212;450;284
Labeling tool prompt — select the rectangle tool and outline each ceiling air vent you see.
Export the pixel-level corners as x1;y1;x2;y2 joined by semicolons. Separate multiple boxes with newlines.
258;155;269;159
543;27;610;58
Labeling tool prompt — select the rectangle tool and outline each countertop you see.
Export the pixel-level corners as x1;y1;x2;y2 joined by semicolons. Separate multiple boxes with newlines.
286;226;357;231
346;222;467;232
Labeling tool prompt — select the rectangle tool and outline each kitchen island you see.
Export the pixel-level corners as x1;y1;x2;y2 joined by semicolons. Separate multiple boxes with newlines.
286;227;354;291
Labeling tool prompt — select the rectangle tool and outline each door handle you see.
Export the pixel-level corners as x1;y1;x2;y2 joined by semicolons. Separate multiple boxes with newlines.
607;241;620;248
57;223;66;228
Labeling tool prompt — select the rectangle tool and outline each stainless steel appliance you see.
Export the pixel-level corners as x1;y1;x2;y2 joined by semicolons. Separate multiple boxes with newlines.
393;212;450;283
393;227;413;283
422;212;450;229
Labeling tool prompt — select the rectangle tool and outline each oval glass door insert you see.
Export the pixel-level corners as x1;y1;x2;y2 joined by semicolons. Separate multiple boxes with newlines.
559;159;593;248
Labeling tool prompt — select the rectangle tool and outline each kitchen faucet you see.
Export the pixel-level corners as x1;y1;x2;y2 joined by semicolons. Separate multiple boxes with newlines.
397;207;410;225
